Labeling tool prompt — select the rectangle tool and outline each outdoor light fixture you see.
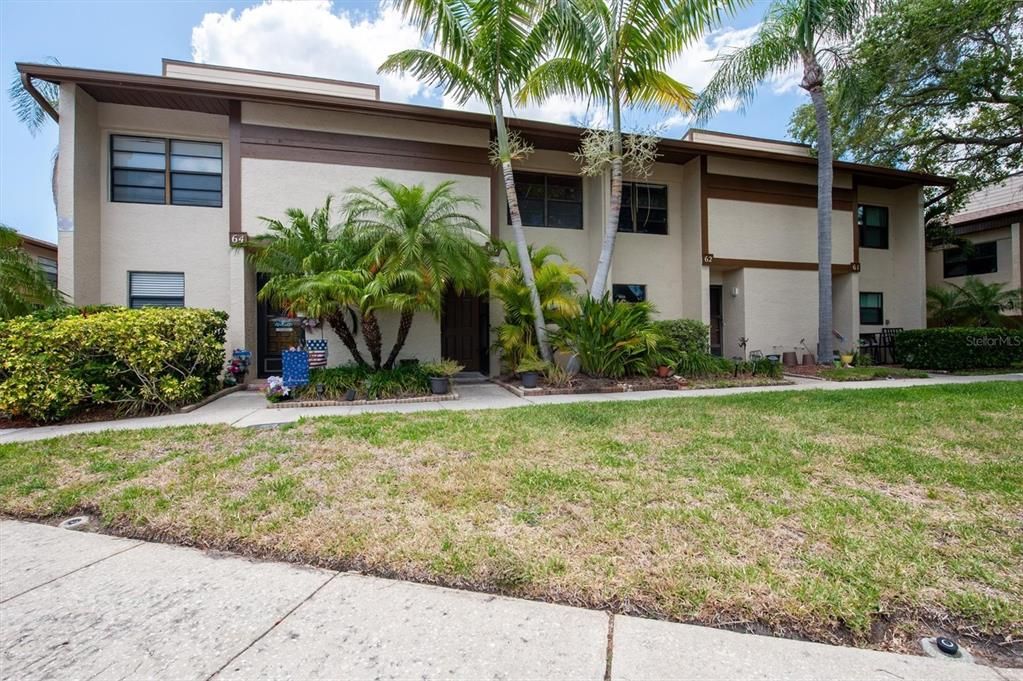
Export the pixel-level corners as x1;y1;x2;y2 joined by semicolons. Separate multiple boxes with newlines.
730;287;739;298
315;383;326;399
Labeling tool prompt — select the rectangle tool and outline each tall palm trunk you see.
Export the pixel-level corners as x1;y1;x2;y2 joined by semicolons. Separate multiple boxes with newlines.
325;309;368;367
589;97;624;298
361;311;384;369
494;100;553;362
383;309;414;369
802;52;834;365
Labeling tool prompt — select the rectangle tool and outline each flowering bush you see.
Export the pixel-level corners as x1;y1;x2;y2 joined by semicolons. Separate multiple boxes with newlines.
264;375;291;403
0;307;226;422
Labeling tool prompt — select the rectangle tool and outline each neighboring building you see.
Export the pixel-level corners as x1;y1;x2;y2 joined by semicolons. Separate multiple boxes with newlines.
17;59;952;375
16;232;58;288
926;174;1023;317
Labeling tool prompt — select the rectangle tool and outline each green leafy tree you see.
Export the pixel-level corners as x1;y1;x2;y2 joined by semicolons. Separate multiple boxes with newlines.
380;0;565;362
491;241;585;368
518;0;732;298
695;0;877;364
0;224;63;320
789;0;1022;203
343;178;492;369
245;197;371;366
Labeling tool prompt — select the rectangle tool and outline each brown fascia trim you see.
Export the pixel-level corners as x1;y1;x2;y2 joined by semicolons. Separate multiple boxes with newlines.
16;61;955;188
160;59;381;99
20;72;59;123
685;127;812;150
17;232;58;251
709;258;855;274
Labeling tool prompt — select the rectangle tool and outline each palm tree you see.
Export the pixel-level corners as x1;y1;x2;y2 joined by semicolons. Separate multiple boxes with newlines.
8;59;61;211
926;285;963;327
695;0;877;364
0;224;63;320
245;197;371;366
518;0;734;298
953;277;1022;327
380;0;564;362
342;178;492;369
491;241;586;367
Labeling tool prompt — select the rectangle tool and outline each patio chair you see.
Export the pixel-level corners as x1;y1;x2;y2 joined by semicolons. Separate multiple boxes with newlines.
879;327;904;364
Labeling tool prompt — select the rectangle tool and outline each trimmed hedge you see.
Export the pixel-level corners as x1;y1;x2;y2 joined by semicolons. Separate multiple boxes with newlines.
895;327;1023;371
0;307;226;422
654;319;711;355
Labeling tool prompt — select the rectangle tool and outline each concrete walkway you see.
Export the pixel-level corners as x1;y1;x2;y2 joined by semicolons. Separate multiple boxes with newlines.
1;520;1018;681
1;372;1021;444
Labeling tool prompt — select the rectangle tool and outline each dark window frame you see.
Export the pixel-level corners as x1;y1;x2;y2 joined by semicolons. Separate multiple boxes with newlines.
509;172;583;229
128;271;185;309
859;291;884;325
942;241;998;278
618;182;668;235
37;256;57;287
612;283;647;303
111;134;223;208
858;204;889;249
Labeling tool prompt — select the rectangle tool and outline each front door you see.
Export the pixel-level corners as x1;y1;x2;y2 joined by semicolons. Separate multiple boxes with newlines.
441;290;488;373
710;285;723;357
256;273;303;377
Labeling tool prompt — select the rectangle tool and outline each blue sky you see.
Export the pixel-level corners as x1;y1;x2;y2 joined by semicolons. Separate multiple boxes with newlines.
1;0;806;243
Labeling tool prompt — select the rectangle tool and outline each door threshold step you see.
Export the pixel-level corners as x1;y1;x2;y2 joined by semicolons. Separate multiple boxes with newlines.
453;371;489;384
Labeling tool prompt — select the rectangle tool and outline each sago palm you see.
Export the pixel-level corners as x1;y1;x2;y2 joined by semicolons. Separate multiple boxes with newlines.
953;277;1022;327
926;285;963;327
245;197;371;366
380;0;565;362
695;0;879;364
342;178;492;369
491;241;585;367
0;224;63;320
518;0;738;297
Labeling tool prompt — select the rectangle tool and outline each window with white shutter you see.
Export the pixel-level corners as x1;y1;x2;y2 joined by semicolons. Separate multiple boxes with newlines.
128;272;185;308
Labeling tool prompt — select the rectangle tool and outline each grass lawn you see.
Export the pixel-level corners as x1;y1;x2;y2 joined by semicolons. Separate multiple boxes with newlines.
1;383;1021;657
819;366;930;381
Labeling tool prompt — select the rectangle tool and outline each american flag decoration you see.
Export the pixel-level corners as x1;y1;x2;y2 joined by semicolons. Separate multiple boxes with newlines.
307;339;328;368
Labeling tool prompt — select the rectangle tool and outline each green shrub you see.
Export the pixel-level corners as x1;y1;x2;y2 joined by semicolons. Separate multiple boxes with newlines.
0;307;226;422
895;327;1023;370
654;319;711;355
297;363;430;400
673;351;730;378
551;294;666;378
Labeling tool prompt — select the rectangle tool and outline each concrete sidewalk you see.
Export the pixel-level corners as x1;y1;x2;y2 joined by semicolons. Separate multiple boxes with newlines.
1;521;1017;680
1;372;1021;444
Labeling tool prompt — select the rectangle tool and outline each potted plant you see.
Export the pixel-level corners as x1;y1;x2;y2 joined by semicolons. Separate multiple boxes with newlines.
423;360;462;395
264;376;291;403
840;347;856;367
516;356;548;389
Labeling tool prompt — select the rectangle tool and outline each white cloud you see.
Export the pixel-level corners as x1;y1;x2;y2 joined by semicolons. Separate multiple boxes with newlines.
191;0;425;101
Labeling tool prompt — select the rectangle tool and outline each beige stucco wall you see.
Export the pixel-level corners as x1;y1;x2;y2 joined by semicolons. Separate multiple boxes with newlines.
242;102;489;149
925;222;1022;317
56;84;101;305
243;156;491;366
707;200;854;264
857;184;927;333
707;156;853;189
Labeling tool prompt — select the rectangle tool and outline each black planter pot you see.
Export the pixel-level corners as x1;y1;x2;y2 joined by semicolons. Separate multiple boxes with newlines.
429;377;450;395
344;388;357;401
521;371;539;389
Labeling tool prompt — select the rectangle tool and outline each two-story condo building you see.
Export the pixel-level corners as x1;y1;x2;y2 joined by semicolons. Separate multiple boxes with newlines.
17;59;953;375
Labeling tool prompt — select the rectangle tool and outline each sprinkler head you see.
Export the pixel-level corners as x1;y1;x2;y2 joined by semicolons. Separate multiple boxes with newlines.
935;637;959;656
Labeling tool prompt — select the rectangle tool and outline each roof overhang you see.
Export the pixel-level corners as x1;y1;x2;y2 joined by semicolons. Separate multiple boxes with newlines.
18;61;955;189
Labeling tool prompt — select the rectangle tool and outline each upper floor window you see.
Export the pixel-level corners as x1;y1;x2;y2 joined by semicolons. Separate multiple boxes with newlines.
943;241;997;278
612;283;647;303
111;135;222;208
129;271;185;308
512;172;583;229
858;205;889;249
37;256;57;287
618;182;667;234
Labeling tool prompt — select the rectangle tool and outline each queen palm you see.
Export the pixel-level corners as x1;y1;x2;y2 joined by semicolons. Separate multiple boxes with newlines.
8;59;61;212
0;224;63;320
695;0;878;364
518;0;735;298
380;0;563;362
343;178;492;369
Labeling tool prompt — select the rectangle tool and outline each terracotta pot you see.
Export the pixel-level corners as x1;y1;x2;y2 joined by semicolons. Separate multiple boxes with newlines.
802;353;816;365
782;351;798;366
655;365;672;378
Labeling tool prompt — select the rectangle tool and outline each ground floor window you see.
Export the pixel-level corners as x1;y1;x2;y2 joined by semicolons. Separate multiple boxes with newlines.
943;241;998;278
612;284;647;303
859;291;883;325
129;271;185;308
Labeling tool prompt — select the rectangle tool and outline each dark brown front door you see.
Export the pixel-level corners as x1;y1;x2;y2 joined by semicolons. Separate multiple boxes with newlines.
710;285;723;357
441;290;487;373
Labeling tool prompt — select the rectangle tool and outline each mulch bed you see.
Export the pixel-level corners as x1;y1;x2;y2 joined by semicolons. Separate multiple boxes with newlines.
495;374;687;397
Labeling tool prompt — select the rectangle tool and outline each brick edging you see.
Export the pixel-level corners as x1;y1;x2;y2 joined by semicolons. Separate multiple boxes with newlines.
268;391;460;409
